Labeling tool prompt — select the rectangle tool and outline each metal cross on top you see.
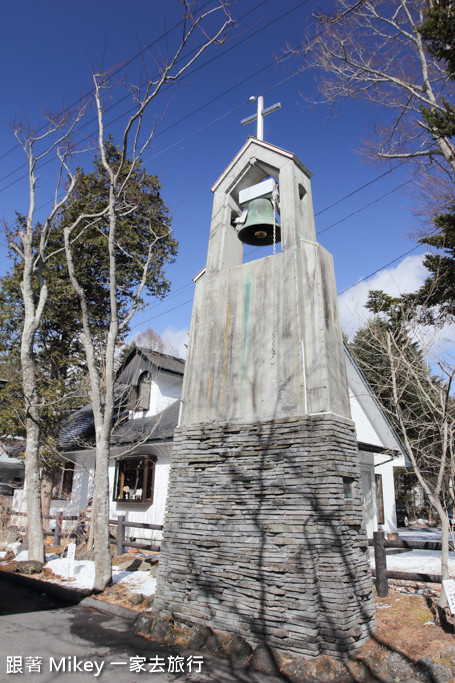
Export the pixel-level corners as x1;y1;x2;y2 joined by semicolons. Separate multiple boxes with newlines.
241;96;281;141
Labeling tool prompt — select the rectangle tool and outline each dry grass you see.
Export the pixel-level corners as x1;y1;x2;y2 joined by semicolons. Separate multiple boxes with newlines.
357;587;455;663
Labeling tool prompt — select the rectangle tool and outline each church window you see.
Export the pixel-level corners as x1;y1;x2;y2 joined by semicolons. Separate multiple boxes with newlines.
52;462;75;500
113;456;156;503
129;372;151;412
134;372;151;411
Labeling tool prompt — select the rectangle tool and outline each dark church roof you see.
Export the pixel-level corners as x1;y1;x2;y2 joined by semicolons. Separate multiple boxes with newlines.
111;401;180;445
59;399;180;451
116;348;184;386
141;349;185;376
59;403;97;450
59;348;184;452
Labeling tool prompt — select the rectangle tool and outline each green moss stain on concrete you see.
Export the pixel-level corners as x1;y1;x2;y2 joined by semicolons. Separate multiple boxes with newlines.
241;271;253;416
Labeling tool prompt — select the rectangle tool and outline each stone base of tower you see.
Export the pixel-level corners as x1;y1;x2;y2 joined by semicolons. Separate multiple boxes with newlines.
155;413;376;658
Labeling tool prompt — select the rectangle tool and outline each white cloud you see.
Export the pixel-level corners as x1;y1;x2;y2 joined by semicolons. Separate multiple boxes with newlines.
339;253;455;367
162;326;189;359
338;253;427;339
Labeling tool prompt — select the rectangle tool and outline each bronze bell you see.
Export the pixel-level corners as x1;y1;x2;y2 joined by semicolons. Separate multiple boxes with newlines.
237;197;281;247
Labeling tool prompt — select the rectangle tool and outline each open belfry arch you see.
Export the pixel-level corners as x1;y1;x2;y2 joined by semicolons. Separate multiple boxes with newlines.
155;133;376;657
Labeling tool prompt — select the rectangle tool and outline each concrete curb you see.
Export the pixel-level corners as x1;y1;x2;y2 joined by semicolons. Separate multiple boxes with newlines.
0;569;137;621
80;596;138;622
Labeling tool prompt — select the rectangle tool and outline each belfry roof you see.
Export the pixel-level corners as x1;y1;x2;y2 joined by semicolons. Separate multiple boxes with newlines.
211;136;312;195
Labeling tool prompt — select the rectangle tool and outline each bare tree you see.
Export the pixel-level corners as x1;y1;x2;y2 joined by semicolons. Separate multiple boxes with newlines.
62;1;232;591
5;109;87;562
298;0;455;179
133;328;180;356
351;297;454;598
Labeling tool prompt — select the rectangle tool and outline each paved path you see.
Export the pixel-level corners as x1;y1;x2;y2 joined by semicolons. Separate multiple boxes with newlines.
0;580;295;683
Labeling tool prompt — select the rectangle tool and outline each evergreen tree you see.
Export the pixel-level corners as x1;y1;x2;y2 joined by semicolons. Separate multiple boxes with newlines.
420;0;455;74
349;291;435;453
418;1;455;152
412;208;455;322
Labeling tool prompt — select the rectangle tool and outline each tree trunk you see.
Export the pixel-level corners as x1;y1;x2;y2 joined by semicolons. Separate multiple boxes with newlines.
24;447;44;562
21;345;45;563
40;468;53;532
92;438;112;592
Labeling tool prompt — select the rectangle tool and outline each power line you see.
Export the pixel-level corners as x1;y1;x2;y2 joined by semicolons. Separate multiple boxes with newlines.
130;298;194;332
0;0;220;165
8;59;305;218
337;245;421;296
0;0;303;193
3;78;426;326
314;159;409;217
316;168;429;235
129;164;428;324
0;5;431;331
2;3;315;214
144;69;297;162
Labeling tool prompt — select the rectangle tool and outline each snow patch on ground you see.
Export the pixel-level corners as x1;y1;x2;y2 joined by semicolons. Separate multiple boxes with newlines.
0;544;158;595
0;542;25;559
369;549;455;574
45;557;157;594
44;548;455;589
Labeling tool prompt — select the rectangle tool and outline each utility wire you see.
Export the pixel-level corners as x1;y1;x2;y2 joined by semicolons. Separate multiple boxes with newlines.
3;2;315;210
337;245;421;295
145;60;306;162
130;164;429;325
126;150;429;333
131;154;430;324
316;167;430;235
314;159;409;217
0;0;220;165
0;3;430;329
0;0;302;192
130;298;194;332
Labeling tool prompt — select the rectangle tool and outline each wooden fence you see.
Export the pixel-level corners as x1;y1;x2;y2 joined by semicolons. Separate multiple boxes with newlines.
113;515;163;555
11;510;85;546
11;511;163;555
371;530;443;597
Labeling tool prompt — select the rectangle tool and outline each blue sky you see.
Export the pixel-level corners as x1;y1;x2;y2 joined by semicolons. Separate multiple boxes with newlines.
0;0;432;355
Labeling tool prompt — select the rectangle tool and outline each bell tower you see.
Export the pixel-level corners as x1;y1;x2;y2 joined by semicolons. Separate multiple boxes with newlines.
180;137;351;426
155;137;375;659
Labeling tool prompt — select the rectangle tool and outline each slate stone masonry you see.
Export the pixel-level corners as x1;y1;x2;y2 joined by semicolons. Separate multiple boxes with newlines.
155;413;376;658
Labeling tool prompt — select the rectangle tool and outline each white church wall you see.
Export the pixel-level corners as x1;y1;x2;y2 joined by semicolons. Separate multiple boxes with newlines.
132;371;182;419
45;446;171;541
349;391;383;448
359;450;403;537
375;454;398;534
359;451;376;539
150;372;181;415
